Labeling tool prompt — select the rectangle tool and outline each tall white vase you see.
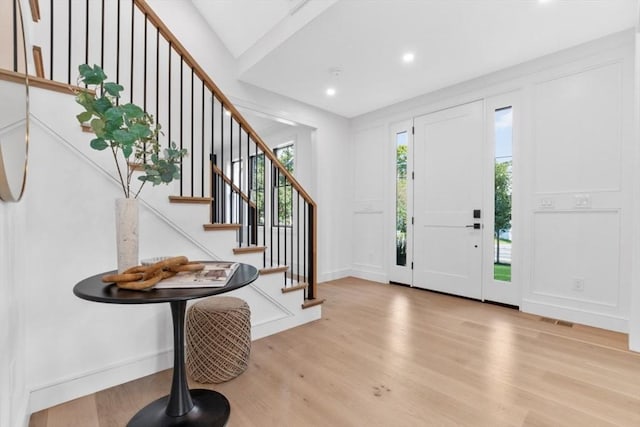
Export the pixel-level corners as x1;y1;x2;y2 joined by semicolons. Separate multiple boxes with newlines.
115;198;139;273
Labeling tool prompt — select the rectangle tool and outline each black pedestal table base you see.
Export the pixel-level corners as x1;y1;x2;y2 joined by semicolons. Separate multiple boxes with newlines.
127;389;230;427
73;263;258;427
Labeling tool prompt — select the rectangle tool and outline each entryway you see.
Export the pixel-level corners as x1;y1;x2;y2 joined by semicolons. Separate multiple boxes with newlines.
389;94;519;306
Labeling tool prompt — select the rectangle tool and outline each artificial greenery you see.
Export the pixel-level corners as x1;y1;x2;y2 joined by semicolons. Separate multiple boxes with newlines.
75;64;186;198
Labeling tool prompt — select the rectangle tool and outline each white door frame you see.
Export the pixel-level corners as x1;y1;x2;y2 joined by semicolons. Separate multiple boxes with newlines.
482;91;522;306
388;120;413;285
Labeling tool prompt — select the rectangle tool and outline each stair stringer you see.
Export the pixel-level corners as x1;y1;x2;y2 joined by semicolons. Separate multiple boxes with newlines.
222;271;321;340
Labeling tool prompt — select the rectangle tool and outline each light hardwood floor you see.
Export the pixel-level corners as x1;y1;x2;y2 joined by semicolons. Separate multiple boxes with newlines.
29;277;640;426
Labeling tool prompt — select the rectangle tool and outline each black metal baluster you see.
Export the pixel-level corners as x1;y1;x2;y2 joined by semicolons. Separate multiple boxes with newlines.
115;0;120;91
304;203;307;295
220;104;225;222
129;0;134;103
179;56;183;196
214;93;217;223
190;69;194;197
67;0;71;84
100;0;105;69
290;186;294;286
201;82;205;197
143;14;147;113
230;117;234;224
262;151;266;266
168;43;172;169
155;28;159;146
308;204;314;299
50;0;54;80
12;0;17;72
277;169;281;266
84;0;89;66
297;192;300;286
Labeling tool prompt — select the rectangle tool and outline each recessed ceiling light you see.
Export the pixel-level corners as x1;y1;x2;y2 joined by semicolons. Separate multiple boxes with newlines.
402;52;415;63
326;87;336;97
224;109;231;116
538;0;553;3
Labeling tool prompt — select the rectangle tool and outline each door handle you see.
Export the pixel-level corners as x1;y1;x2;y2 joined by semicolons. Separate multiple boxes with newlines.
465;223;481;229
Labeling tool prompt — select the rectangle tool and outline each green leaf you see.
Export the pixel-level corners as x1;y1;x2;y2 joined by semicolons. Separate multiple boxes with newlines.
121;103;144;119
75;91;95;112
79;64;107;85
160;171;174;183
103;82;124;97
122;144;133;158
94;96;113;114
90;138;108;150
76;111;92;124
90;118;105;136
112;129;137;145
129;123;151;139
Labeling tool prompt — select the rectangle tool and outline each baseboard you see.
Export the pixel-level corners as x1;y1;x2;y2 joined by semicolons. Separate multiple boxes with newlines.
252;305;322;340
15;391;30;427
27;302;322;414
28;349;173;414
521;298;628;334
348;268;388;284
318;268;351;283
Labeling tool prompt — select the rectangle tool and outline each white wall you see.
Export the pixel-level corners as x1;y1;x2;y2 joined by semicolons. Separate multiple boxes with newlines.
0;202;28;427
629;14;640;352
350;31;636;335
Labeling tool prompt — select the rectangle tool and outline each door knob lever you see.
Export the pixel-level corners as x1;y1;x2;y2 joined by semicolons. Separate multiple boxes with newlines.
465;223;481;229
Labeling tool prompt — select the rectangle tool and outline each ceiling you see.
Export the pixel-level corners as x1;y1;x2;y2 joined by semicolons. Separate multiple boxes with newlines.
192;0;638;118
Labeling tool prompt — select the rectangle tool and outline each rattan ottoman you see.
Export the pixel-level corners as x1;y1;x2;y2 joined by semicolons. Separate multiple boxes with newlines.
185;296;251;383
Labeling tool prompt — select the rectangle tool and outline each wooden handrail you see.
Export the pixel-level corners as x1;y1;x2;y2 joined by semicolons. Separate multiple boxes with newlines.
134;0;318;293
0;68;28;84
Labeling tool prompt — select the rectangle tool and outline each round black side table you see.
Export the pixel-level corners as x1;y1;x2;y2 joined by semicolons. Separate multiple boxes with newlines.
73;263;258;427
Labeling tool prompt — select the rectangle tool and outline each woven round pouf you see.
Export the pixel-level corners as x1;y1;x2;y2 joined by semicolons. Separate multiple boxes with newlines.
186;296;251;383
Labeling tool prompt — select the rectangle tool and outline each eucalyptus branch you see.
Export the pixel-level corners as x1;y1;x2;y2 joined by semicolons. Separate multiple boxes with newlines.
133;180;148;199
74;64;187;199
110;145;128;198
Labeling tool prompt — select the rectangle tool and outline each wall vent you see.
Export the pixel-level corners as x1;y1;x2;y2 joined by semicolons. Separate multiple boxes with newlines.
540;317;573;327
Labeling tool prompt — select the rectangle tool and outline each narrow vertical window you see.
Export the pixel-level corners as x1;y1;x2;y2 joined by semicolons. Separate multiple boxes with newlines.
249;153;265;226
494;107;512;282
396;131;408;266
274;143;294;226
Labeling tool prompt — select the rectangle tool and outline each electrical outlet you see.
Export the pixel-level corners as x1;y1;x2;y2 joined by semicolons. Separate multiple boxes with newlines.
572;278;585;292
574;194;591;209
540;198;554;209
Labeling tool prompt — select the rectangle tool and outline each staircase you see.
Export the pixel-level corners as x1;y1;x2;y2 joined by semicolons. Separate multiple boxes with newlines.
18;0;323;339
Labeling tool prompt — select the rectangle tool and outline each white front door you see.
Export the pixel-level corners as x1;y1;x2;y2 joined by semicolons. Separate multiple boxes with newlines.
413;101;484;299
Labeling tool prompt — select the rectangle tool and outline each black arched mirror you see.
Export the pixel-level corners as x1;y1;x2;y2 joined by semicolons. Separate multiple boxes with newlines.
0;0;29;202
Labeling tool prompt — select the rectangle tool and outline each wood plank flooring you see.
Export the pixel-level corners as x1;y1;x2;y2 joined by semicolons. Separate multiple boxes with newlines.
29;277;640;426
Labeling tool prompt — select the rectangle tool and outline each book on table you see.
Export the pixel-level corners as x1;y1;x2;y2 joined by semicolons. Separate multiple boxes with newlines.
154;261;240;288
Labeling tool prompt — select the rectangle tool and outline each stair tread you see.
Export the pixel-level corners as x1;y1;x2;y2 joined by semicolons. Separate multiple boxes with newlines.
233;246;267;254
203;223;242;231
169;196;212;204
260;265;288;274
302;298;325;309
282;282;308;294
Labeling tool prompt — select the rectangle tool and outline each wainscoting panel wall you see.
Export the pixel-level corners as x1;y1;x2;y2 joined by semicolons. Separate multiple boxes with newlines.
525;52;632;331
349;31;634;334
351;125;386;281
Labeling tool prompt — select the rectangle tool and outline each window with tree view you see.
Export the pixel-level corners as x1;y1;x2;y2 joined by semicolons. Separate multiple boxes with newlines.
249;153;265;226
494;107;512;282
274;143;294;226
396;131;408;266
